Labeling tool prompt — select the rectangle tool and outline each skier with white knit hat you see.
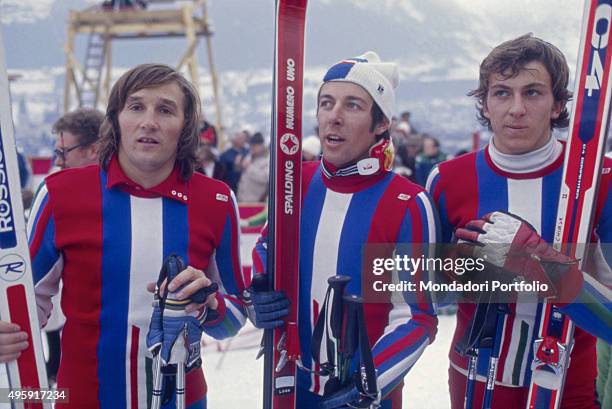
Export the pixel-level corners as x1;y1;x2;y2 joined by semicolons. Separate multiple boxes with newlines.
248;51;440;408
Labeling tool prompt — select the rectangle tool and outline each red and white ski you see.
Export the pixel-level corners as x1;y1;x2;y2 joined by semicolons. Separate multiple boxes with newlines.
262;1;308;408
0;28;50;409
527;1;612;408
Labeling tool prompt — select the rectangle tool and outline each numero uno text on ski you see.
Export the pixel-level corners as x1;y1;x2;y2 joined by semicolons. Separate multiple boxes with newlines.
284;57;297;216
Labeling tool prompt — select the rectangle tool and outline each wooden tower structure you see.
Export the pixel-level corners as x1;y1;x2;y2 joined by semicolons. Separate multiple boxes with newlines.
63;0;225;141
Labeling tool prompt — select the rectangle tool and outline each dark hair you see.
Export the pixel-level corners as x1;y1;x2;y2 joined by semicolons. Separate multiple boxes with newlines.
250;132;265;145
370;102;389;140
468;33;572;130
52;108;104;146
423;134;440;148
98;63;201;180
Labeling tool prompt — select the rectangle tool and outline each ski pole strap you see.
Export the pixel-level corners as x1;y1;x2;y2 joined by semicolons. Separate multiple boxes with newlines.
341;294;359;386
311;275;352;374
329;276;352;343
311;285;332;367
157;254;219;310
155;255;186;313
357;299;378;401
157;254;185;290
344;295;379;403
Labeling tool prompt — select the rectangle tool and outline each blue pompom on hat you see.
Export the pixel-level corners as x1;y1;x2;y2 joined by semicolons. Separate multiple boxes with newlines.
320;51;399;122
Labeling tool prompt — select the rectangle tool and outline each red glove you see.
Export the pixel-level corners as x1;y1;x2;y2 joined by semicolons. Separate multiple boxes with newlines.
455;211;583;302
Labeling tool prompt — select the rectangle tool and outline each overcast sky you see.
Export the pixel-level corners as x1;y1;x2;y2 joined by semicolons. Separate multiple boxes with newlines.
0;0;584;79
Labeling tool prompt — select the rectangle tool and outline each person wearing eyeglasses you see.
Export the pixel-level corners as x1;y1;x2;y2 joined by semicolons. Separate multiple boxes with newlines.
44;107;105;385
52;108;104;169
38;107;105;386
0;64;246;408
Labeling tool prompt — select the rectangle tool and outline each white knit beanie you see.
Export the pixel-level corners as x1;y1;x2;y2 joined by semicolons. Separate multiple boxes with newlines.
320;51;399;122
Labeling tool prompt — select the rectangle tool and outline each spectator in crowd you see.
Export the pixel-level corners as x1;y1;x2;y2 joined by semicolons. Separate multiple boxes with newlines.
390;116;409;148
399;110;417;135
395;133;422;182
52;108;104;170
454;149;470;158
195;127;226;180
237;132;269;203
302;135;321;162
45;107;104;385
199;119;218;148
0;64;245;408
17;151;33;208
17;151;31;190
220;130;249;192
415;134;446;186
102;0;147;10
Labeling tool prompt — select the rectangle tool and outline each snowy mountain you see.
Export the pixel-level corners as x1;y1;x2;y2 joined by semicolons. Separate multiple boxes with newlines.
2;0;583;155
9;64;484;156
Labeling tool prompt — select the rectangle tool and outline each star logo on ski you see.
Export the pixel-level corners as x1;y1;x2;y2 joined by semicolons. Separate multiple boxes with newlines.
280;133;299;155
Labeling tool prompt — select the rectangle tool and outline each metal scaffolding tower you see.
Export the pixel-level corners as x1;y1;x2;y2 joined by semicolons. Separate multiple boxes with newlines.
63;0;225;142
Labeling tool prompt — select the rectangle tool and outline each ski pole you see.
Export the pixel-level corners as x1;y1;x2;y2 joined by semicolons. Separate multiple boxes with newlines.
325;275;351;395
340;293;359;385
148;255;218;409
311;275;351;391
176;343;186;409
455;298;508;409
150;255;188;409
343;294;379;408
249;273;269;362
456;296;490;409
464;349;478;409
481;303;510;409
151;353;163;409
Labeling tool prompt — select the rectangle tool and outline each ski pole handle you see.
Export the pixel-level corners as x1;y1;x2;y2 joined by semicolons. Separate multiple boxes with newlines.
344;294;379;403
161;254;218;304
251;273;269;292
328;275;351;341
157;254;186;299
324;275;351;395
188;282;219;304
341;294;359;385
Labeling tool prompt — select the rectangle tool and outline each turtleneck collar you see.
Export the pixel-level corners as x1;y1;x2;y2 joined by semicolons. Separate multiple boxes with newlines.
487;136;564;177
320;158;389;193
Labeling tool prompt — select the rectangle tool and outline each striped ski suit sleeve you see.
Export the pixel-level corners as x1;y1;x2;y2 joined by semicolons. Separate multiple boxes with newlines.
27;181;62;328
252;223;269;277
371;190;440;398
426;165;454;243
202;191;248;339
559;180;612;342
558;269;612;343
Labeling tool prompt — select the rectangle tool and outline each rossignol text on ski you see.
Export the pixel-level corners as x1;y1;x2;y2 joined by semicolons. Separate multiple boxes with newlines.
0;26;50;409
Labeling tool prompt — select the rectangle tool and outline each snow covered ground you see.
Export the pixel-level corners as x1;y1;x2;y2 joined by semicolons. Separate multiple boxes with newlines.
202;315;455;408
0;315;455;408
